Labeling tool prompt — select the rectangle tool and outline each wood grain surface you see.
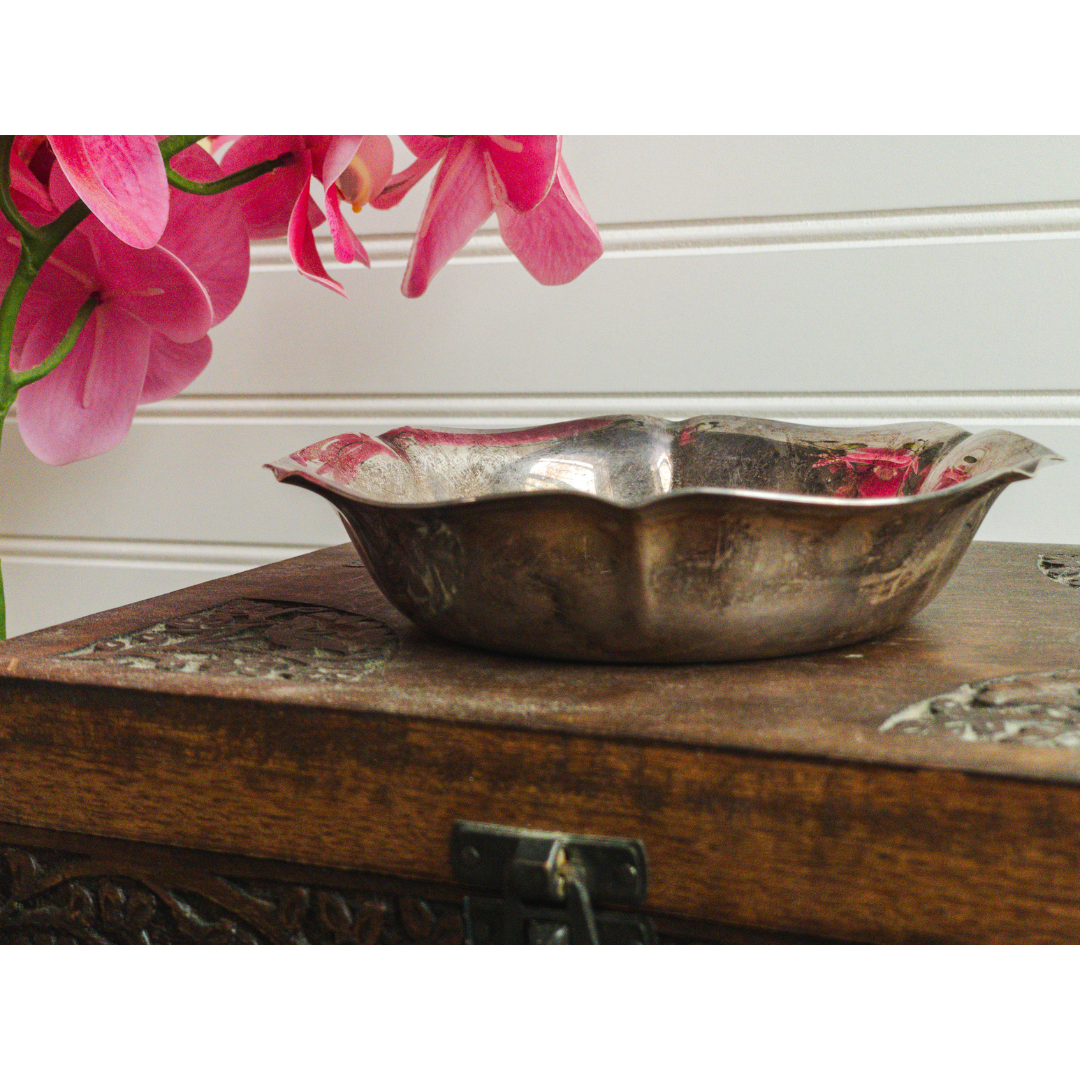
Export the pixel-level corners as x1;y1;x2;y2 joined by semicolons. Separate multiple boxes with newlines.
2;540;1080;942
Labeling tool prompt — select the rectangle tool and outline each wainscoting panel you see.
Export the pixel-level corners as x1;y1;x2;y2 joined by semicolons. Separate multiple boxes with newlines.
204;238;1080;397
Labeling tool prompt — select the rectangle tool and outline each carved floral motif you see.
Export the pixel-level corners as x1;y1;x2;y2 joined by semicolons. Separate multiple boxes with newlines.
1039;553;1080;589
880;669;1080;748
0;846;463;944
55;598;398;683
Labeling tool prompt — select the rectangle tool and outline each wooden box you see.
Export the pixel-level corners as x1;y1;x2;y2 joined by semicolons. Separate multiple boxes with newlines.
2;540;1080;944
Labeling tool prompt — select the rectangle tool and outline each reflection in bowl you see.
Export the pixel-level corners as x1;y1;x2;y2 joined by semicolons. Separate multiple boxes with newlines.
267;416;1061;663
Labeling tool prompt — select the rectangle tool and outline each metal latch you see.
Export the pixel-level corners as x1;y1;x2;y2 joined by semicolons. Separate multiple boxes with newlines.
450;821;655;944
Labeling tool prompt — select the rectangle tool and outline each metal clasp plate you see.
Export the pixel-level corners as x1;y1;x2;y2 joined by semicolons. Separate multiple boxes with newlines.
450;821;655;945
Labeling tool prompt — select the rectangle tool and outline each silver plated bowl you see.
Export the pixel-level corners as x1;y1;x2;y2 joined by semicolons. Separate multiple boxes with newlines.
267;416;1061;663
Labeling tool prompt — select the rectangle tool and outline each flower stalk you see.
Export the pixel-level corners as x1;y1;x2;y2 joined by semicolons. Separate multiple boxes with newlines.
165;151;294;196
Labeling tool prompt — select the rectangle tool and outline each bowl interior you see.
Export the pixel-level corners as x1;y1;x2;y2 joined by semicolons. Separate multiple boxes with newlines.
269;415;1060;507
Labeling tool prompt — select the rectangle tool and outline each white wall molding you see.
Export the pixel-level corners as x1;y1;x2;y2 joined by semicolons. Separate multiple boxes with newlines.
250;201;1080;272
123;390;1080;427
0;536;316;573
7;388;1069;428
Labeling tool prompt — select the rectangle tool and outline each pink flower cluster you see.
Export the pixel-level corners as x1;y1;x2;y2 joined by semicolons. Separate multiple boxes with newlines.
219;134;602;298
1;135;603;465
369;136;602;298
2;136;248;465
217;135;395;298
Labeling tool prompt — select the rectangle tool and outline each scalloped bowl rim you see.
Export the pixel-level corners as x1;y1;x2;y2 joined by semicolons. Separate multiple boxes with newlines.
265;417;1064;513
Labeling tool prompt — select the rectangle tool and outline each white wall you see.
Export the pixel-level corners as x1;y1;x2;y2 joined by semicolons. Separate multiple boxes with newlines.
3;136;1079;637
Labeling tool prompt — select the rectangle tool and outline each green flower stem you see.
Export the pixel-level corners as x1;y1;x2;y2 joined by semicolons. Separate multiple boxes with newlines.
0;209;91;410
158;135;207;161
13;293;102;391
165;150;295;196
38;200;92;251
0;402;7;639
0;248;36;401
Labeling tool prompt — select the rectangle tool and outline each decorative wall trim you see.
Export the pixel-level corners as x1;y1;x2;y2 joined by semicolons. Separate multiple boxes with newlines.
250;201;1080;272
128;390;1080;427
0;536;315;572
8;391;1080;428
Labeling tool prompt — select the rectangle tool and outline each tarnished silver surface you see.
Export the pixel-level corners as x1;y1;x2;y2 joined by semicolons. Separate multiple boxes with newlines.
266;415;1061;663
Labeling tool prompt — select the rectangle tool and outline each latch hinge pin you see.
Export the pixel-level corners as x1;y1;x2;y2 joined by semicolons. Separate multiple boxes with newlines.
451;821;654;945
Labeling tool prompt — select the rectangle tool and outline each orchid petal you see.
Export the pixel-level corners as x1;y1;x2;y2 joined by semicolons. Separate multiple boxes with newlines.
402;138;494;298
15;303;151;465
316;137;364;188
158;145;250;326
357;135;394;199
370;150;442;210
88;222;214;343
324;190;370;266
300;136;331;172
46;157;82;213
14;136;53;187
401;136;453;159
495;159;603;286
139;333;213;404
483;136;560;213
315;137;370;266
7;137;55;217
220;135;308;240
287;157;347;298
47;136;168;250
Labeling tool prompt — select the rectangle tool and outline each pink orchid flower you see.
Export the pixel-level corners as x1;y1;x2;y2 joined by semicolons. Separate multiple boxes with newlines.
372;136;603;298
46;136;169;250
7;137;56;217
0;145;249;465
221;135;394;297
